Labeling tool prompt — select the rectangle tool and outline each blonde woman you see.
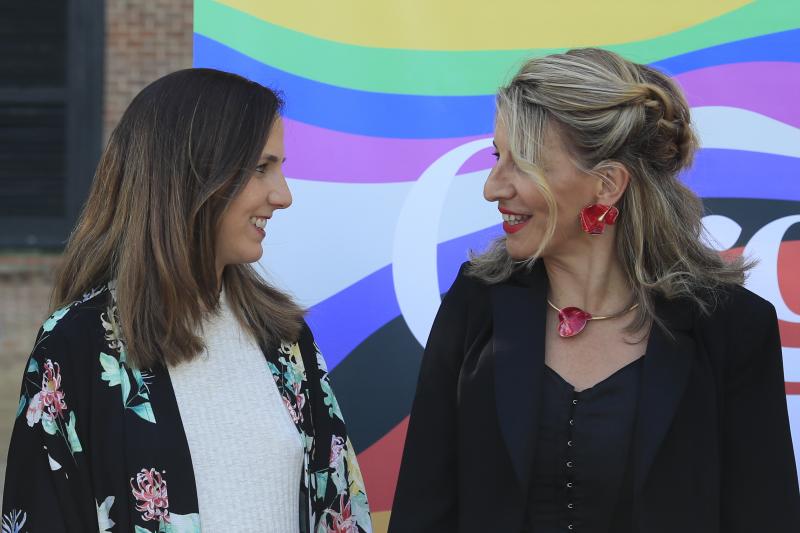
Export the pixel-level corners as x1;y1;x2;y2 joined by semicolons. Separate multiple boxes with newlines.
2;69;371;533
390;49;798;532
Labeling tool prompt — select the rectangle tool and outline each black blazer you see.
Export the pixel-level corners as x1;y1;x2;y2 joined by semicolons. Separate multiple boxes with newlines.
389;262;800;533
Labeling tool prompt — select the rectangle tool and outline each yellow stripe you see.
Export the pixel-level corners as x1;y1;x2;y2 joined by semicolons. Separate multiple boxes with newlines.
371;511;390;533
217;0;750;50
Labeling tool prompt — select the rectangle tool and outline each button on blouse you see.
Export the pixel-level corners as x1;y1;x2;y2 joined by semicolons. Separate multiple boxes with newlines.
527;357;643;532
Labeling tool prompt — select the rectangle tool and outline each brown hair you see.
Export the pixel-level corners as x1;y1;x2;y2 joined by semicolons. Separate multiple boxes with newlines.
470;48;750;332
52;68;304;368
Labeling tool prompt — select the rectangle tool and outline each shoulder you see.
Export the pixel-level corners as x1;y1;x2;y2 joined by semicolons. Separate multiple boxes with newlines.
701;283;777;335
692;283;781;375
34;285;112;364
443;261;492;310
424;262;496;350
294;320;328;373
23;285;112;407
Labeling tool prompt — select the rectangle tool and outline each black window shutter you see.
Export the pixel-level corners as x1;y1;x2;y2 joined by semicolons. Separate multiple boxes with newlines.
0;0;103;247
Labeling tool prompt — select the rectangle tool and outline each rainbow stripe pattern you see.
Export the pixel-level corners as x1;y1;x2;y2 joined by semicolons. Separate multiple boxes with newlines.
195;1;800;527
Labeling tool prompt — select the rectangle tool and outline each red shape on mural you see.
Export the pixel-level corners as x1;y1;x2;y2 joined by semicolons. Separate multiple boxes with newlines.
357;416;409;512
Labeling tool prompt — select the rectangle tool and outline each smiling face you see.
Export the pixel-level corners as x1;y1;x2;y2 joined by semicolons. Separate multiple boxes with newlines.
215;117;292;275
484;119;601;260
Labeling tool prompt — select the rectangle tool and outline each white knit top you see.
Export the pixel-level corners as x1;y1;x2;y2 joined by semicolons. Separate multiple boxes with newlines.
168;294;304;533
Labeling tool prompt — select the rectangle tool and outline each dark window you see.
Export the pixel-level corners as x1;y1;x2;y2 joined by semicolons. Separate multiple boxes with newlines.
0;0;103;247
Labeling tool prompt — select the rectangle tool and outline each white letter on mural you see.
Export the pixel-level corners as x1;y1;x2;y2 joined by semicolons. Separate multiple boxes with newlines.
393;138;494;348
743;215;800;323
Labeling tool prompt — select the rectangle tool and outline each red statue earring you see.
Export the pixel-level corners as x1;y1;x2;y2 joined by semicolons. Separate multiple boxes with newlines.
580;203;619;235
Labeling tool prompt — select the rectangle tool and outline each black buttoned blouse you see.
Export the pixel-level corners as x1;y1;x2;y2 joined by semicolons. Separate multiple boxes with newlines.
526;357;644;533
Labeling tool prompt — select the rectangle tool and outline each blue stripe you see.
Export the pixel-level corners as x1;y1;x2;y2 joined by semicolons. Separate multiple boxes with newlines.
653;29;800;75
682;148;800;202
195;30;800;139
193;34;495;138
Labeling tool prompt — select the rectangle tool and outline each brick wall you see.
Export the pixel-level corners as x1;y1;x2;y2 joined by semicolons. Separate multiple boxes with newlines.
0;0;193;502
104;0;193;140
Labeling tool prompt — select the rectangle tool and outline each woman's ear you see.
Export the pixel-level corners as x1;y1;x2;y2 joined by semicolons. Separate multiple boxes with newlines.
593;161;630;206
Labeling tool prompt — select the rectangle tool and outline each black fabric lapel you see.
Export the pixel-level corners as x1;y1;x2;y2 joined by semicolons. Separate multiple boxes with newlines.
633;297;696;495
492;263;548;491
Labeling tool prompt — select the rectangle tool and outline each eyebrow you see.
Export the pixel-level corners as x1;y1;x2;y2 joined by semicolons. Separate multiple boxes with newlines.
492;141;497;149
259;154;287;164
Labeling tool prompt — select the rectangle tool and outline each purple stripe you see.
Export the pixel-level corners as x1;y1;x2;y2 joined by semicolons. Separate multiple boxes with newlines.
682;149;800;201
458;146;497;175
286;62;799;184
675;62;800;128
284;118;487;183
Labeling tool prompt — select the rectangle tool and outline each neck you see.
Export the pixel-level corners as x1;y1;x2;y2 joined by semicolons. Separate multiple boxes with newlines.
543;239;632;314
216;262;225;289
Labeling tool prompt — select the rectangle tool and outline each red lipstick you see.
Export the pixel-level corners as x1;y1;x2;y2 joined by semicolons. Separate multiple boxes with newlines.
498;207;532;234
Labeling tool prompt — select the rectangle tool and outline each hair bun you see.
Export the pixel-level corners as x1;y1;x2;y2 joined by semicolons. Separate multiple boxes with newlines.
632;77;697;172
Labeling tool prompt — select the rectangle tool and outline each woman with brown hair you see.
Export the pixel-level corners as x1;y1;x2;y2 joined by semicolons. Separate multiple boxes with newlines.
389;48;799;532
2;69;371;533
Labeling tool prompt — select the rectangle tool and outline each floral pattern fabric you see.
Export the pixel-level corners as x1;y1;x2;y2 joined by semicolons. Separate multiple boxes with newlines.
1;284;371;532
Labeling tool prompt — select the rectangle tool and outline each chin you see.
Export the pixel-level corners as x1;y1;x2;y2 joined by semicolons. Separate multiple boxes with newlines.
239;247;264;265
505;240;538;261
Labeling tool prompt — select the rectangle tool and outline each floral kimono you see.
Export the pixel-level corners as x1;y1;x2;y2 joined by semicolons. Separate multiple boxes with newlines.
1;284;371;533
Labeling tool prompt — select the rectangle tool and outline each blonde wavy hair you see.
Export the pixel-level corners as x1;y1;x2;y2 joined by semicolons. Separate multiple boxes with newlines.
469;48;750;332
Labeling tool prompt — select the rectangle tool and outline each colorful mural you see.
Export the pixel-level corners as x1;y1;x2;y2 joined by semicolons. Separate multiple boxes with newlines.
194;0;800;528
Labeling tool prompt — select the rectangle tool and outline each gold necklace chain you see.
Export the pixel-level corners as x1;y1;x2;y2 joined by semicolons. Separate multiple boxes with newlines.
546;299;639;320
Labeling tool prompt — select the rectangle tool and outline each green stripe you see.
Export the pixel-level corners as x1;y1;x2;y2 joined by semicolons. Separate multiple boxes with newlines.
195;0;800;96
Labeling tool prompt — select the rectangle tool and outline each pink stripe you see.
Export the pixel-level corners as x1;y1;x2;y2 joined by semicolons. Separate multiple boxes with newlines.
676;62;800;128
284;118;488;183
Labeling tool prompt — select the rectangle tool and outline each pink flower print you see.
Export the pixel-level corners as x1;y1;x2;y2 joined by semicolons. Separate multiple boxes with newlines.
283;396;301;424
292;382;306;413
282;382;305;424
325;494;357;533
329;435;345;468
40;360;67;419
130;468;170;523
25;392;44;427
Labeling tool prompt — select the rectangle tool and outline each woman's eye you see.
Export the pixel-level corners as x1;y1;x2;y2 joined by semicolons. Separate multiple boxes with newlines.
255;163;268;174
491;151;500;161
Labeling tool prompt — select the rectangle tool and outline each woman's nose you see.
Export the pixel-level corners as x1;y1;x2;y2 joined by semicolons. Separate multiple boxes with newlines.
269;175;292;209
484;168;513;202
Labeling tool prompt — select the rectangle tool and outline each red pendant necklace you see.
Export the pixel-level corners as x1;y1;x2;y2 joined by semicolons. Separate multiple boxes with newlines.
547;299;639;338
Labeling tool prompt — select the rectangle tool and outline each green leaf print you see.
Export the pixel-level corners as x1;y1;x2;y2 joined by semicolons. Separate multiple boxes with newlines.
331;468;347;494
121;369;131;404
41;415;57;435
133;368;145;389
26;358;39;374
267;361;281;380
66;411;83;453
16;395;26;418
315;471;329;500
320;378;344;422
96;495;115;532
350;491;371;532
161;512;201;533
99;352;121;387
279;358;304;386
42;306;70;332
99;352;156;423
135;526;152;533
130;403;156;423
